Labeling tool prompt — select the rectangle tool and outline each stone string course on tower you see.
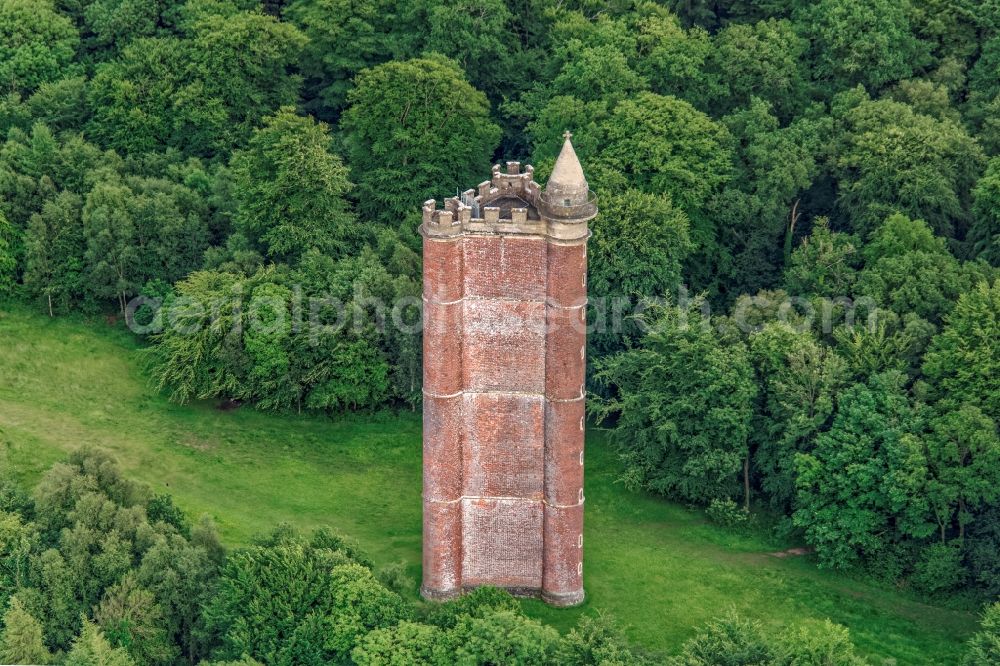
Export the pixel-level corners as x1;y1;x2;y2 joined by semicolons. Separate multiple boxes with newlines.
420;135;597;607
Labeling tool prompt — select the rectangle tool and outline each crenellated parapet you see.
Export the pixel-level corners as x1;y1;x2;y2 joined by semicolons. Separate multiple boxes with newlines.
489;160;541;201
421;160;594;242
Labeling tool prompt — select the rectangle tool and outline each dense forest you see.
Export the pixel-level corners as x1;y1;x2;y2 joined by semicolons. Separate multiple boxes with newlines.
0;0;999;659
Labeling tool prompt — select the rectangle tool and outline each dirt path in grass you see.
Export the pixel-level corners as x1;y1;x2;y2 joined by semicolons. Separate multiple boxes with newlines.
767;547;814;558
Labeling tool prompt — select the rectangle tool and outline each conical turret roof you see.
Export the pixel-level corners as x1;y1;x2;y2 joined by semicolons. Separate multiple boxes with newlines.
545;132;589;205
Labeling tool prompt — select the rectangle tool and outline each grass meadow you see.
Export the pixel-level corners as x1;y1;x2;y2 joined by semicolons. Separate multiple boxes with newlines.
0;304;979;663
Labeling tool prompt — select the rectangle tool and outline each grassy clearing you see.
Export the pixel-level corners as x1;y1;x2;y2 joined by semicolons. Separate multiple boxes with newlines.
0;304;978;663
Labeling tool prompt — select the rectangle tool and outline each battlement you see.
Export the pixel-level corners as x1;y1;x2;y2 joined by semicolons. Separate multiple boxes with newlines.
488;161;542;202
422;161;594;241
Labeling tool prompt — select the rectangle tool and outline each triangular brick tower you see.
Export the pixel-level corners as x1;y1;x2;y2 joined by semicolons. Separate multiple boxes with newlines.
420;134;596;606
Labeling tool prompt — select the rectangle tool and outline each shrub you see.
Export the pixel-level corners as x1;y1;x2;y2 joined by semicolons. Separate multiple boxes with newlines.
912;543;966;594
965;603;1000;666
706;498;750;528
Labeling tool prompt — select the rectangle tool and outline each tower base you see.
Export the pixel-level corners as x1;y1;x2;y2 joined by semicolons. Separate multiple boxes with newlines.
541;588;586;608
420;584;585;608
419;585;464;602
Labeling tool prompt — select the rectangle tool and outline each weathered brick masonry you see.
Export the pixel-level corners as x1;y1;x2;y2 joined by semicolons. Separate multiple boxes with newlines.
421;135;597;607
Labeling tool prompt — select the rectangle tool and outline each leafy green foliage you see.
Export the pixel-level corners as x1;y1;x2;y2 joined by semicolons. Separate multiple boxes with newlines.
0;0;79;95
22;191;85;314
451;610;561;665
64;619;135;666
795;0;928;91
351;620;446;665
923;280;1000;420
925;404;1000;542
0;596;51;665
713;99;830;296
856;214;994;324
145;248;412;412
793;372;930;569
633;8;716;109
599;92;731;212
971;157;1000;264
749;322;847;512
341;55;500;223
556;614;653;666
831;93;983;239
204;528;405;664
710;19;809;119
354;607;650;665
587;188;692;356
666;610;773;665
784;219;861;298
87;10;305;156
285;0;400;118
912;542;966;594
0;211;16;296
418;0;515;97
772;618;869;665
595;302;757;505
966;35;1000;153
230;107;359;263
0;450;218;661
668;609;870;665
965;497;1000;598
965;603;1000;666
77;0;179;51
93;572;177;665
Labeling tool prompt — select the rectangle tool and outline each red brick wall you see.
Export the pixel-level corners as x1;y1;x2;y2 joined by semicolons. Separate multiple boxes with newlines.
422;224;587;607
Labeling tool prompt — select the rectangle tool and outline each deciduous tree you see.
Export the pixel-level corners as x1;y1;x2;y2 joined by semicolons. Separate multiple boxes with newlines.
783;218;861;298
0;0;79;95
831;93;983;239
22;191;85;315
0;211;16;296
587;189;692;356
793;372;931;568
64;619;135;666
856;214;994;324
285;0;400;118
709;19;809;119
749;323;847;512
341;55;500;223
795;0;928;92
971;157;1000;264
924;406;1000;543
923;280;1000;421
595;301;757;507
0;596;51;665
230;108;359;263
964;603;1000;666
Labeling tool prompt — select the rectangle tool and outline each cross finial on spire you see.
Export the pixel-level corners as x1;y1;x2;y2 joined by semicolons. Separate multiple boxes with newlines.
547;130;589;207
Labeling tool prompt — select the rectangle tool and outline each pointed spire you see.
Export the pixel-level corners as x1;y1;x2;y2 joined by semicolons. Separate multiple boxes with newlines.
545;131;589;206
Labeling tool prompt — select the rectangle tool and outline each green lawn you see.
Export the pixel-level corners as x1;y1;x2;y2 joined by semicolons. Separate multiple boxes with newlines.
0;304;978;663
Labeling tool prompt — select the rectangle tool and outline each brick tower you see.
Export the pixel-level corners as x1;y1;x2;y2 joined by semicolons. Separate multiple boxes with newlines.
420;134;596;607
